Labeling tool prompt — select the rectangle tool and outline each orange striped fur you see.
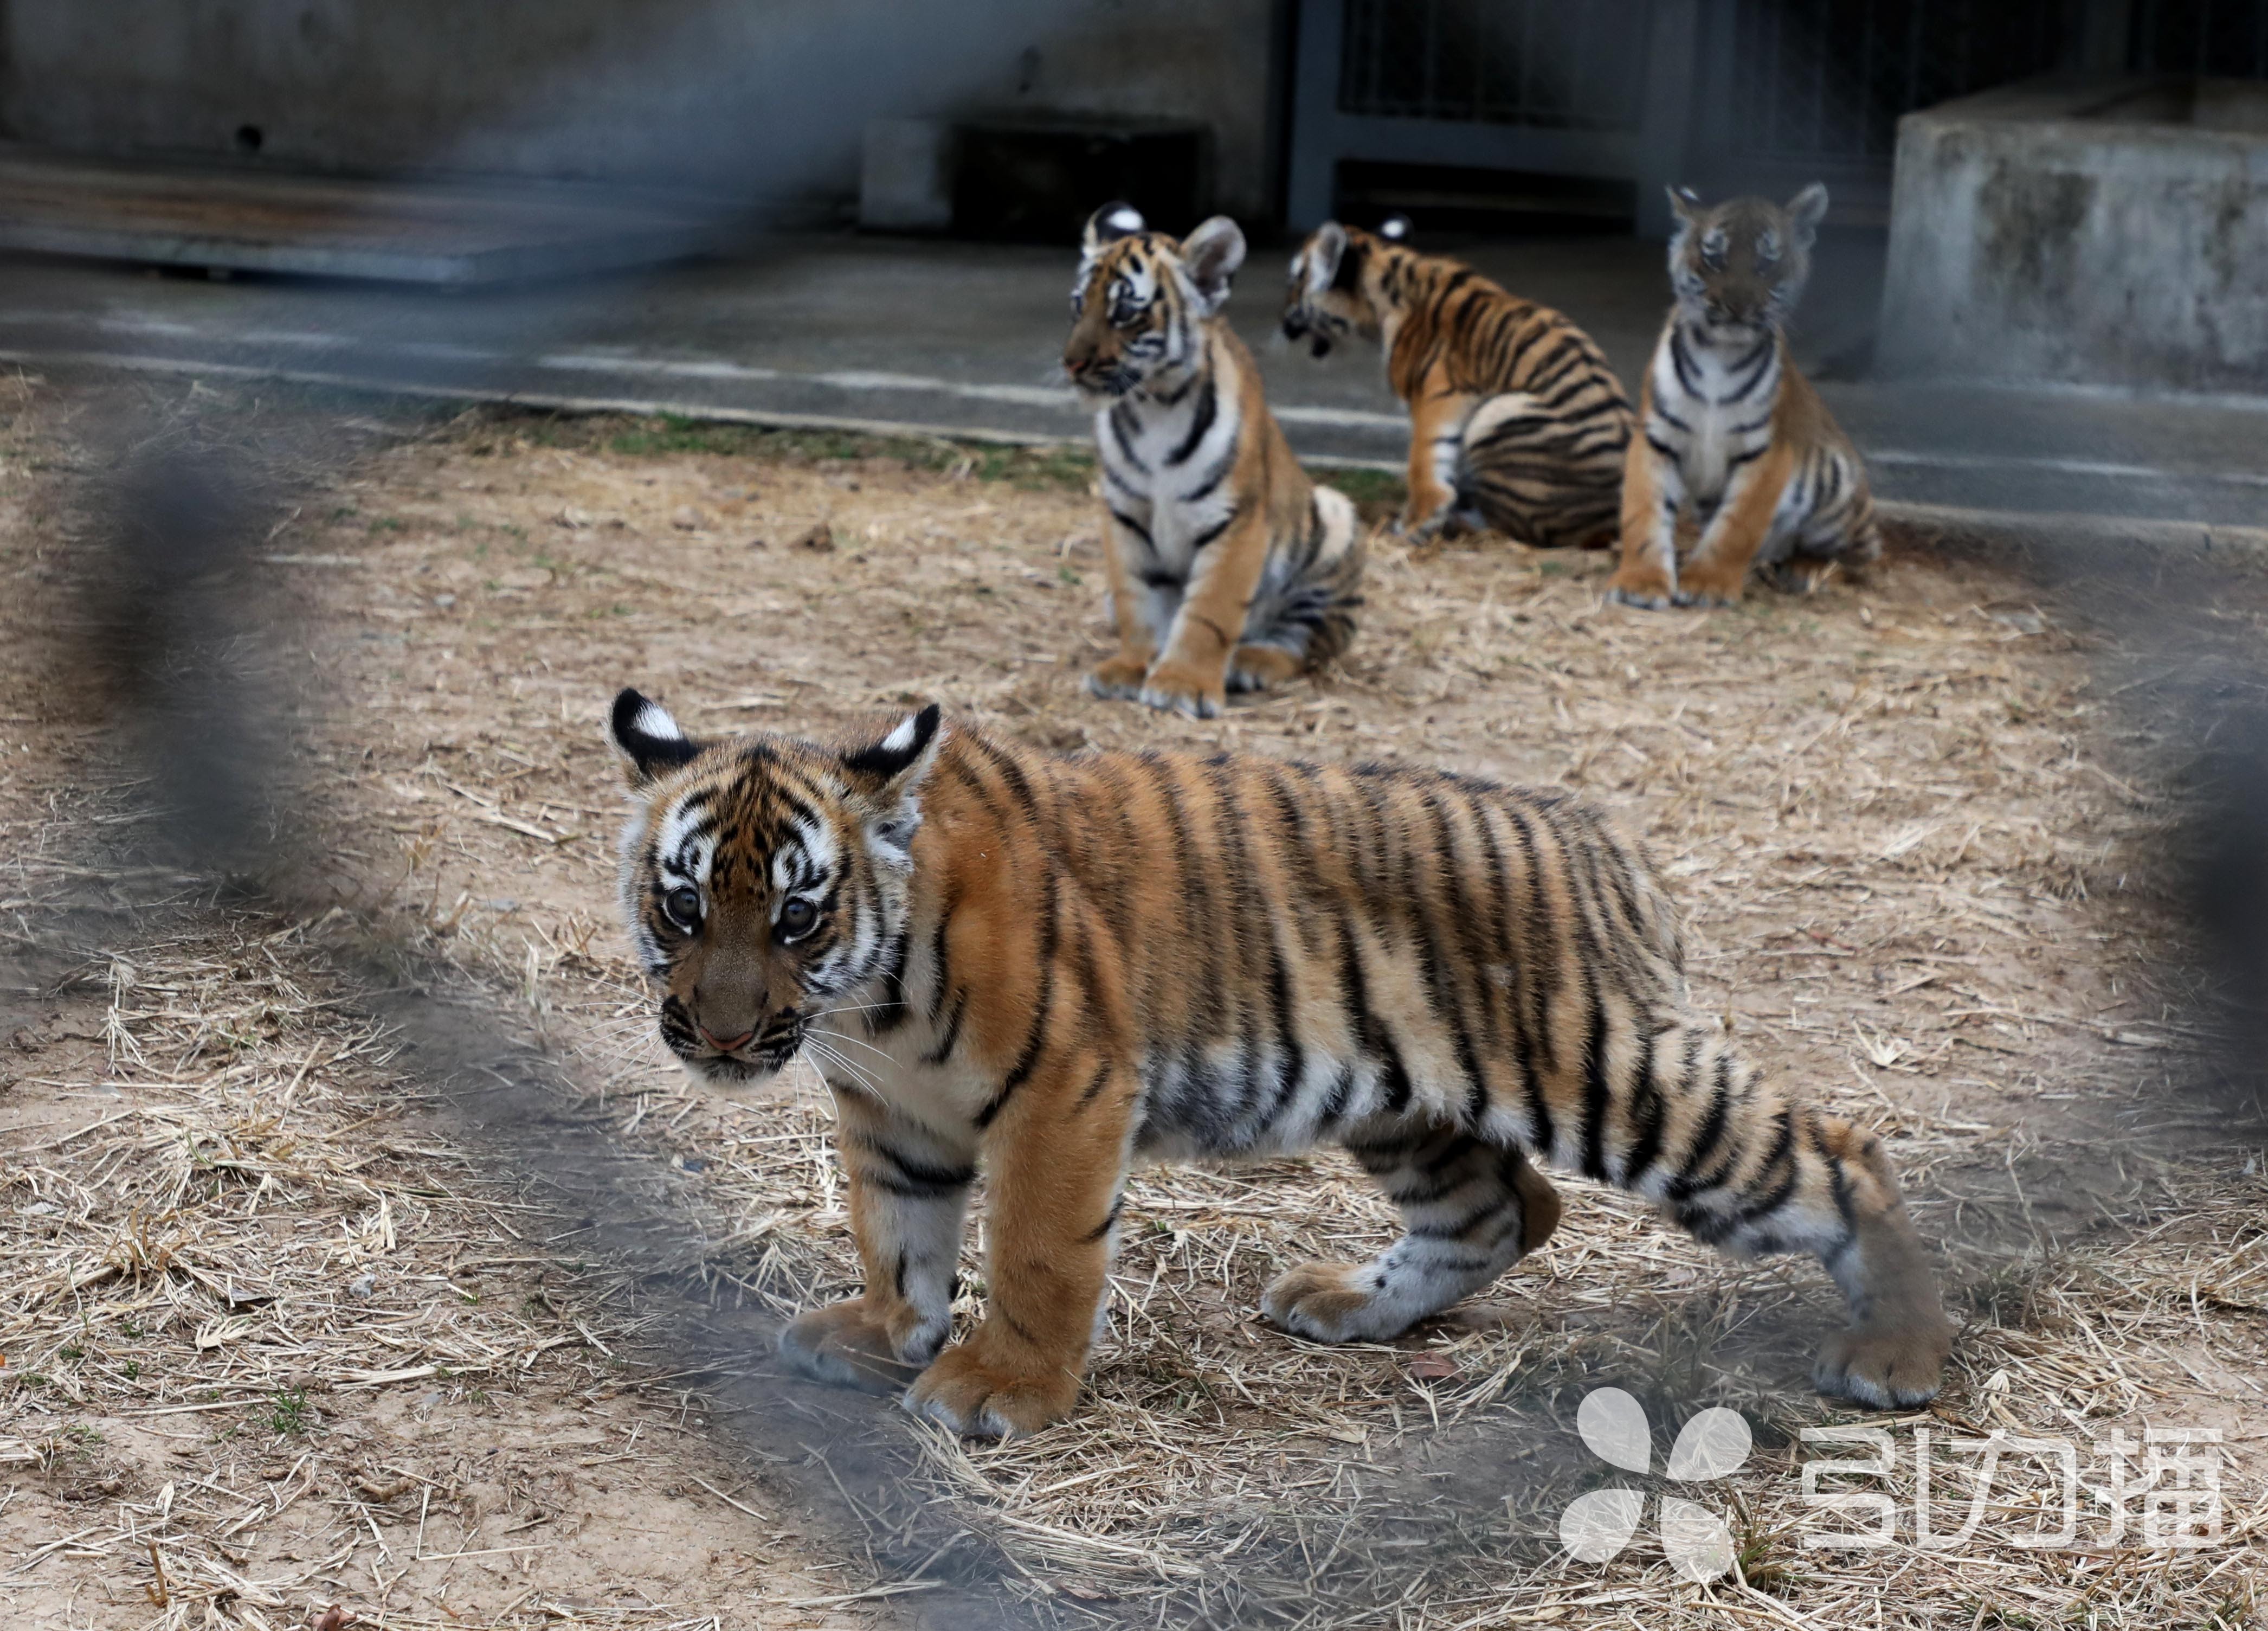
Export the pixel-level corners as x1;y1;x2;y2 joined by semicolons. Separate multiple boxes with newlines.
1284;220;1633;548
608;691;1953;1437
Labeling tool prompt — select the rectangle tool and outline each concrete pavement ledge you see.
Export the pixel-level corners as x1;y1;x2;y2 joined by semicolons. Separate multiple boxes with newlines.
11;344;2259;568
1878;499;2268;568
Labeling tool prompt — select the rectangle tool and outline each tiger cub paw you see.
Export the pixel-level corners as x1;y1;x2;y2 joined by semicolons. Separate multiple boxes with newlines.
1397;491;1458;537
1812;1313;1953;1409
778;1298;937;1395
1138;660;1226;720
1670;560;1749;607
1085;653;1151;701
1260;1261;1407;1344
900;1326;1080;1439
1227;644;1303;695
1604;567;1679;610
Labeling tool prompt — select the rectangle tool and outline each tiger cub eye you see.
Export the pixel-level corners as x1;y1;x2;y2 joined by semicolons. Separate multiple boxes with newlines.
777;897;819;941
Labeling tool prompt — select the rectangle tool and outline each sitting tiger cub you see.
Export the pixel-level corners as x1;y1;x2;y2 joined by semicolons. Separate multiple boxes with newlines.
1607;185;1882;608
1065;203;1363;720
1283;216;1633;549
608;688;1954;1438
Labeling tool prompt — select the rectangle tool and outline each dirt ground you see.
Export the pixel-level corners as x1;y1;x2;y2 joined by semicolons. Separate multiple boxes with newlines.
3;374;2265;1629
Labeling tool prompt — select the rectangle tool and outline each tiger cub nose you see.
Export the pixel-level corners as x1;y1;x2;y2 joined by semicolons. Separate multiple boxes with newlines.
697;1022;756;1052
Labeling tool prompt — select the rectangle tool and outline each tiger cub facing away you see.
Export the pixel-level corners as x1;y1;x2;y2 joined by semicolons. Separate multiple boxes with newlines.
1283;216;1633;549
1607;185;1881;609
1064;203;1363;721
608;688;1954;1438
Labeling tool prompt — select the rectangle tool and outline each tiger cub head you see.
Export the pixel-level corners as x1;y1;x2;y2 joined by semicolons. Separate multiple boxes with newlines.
606;689;942;1086
1280;215;1408;358
1666;184;1829;340
1063;202;1247;400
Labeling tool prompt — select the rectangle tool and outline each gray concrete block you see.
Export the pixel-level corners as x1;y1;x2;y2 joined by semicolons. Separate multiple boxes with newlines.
1879;75;2268;394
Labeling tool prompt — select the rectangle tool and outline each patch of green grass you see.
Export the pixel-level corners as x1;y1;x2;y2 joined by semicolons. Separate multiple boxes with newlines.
490;408;1098;492
1313;464;1407;513
267;1386;312;1437
601;414;781;458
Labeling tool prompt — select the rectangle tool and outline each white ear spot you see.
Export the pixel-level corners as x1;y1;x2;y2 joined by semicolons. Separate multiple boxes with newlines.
1379;216;1410;241
1106;206;1145;234
636;702;684;742
880;713;919;755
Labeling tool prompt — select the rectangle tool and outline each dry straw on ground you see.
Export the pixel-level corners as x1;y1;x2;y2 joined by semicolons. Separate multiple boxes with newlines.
4;382;2265;1628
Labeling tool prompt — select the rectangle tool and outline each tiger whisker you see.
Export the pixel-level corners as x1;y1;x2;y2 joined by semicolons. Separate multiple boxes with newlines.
804;1025;895;1066
801;1038;881;1097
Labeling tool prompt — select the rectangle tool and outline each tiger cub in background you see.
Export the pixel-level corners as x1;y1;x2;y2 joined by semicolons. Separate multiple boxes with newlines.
608;688;1954;1439
1064;203;1362;721
1607;184;1881;609
1283;216;1633;549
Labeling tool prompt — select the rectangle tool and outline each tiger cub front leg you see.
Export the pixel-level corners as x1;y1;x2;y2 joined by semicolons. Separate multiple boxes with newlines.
1675;441;1796;606
778;1091;974;1394
1086;503;1159;701
1139;508;1272;719
1605;426;1683;608
1264;1125;1562;1341
903;1059;1136;1437
1400;382;1477;536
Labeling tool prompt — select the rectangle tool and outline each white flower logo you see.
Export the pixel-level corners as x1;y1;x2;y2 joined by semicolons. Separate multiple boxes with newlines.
1558;1388;1753;1582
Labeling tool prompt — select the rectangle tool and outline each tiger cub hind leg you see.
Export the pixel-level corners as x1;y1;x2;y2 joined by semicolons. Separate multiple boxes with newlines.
1400;387;1479;534
1622;1022;1953;1406
1262;1126;1562;1343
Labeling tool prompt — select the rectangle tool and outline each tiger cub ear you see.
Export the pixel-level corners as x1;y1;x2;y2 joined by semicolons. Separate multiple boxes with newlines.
841;703;943;798
1181;215;1247;315
841;704;943;862
1303;221;1347;294
1787;182;1829;243
609;688;702;786
1082;201;1145;255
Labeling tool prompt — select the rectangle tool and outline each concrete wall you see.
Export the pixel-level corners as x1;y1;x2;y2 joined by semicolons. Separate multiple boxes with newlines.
0;0;1285;221
1878;76;2268;393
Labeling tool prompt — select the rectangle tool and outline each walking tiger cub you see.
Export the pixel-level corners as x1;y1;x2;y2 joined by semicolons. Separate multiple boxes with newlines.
1607;185;1882;609
608;689;1955;1437
1283;216;1633;549
1064;203;1362;721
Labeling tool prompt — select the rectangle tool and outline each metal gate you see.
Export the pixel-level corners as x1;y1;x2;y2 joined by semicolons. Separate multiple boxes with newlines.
1287;0;2266;235
2130;0;2268;76
1333;0;1653;132
1284;0;1701;235
1291;0;2070;233
1723;0;2079;169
